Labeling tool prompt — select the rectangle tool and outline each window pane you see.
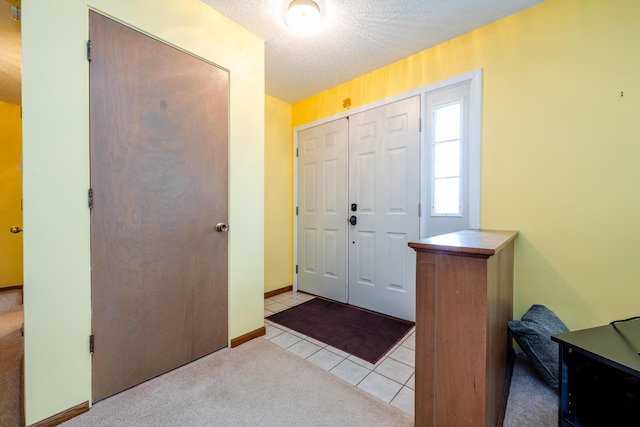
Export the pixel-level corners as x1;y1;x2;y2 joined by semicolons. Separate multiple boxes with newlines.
434;103;460;142
434;140;460;178
433;177;460;215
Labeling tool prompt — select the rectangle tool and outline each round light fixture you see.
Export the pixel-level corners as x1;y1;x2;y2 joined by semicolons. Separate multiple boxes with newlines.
286;0;321;33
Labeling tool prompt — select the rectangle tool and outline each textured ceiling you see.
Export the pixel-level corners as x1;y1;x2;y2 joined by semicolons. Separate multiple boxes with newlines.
202;0;546;104
0;0;546;106
0;0;21;105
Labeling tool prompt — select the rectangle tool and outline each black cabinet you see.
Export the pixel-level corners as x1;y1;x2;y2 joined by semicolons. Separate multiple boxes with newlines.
552;319;640;427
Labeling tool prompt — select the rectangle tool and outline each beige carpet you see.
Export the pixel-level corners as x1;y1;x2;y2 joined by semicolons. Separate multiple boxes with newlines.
0;289;23;427
503;352;558;426
3;287;555;426
62;338;413;426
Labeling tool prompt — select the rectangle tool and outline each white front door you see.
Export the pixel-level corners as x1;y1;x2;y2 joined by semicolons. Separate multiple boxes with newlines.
296;73;481;322
347;96;420;321
297;119;348;302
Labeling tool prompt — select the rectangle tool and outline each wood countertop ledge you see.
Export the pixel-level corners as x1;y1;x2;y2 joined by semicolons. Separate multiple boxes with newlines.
408;229;519;258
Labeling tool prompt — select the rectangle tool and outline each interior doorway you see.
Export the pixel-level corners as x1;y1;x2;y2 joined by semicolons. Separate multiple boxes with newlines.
0;0;22;291
0;102;22;289
0;3;23;425
0;102;23;427
89;11;230;402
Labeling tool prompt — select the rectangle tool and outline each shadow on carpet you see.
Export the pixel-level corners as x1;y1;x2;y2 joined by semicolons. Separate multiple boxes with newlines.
266;298;414;363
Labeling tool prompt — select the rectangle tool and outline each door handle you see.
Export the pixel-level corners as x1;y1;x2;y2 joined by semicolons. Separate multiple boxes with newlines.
349;216;357;226
10;226;22;234
215;223;229;232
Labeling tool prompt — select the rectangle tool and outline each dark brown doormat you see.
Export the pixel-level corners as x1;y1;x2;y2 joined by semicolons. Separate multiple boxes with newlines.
266;298;414;364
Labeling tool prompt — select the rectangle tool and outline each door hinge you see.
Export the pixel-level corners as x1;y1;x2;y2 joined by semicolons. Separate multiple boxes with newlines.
295;264;298;274
88;188;94;209
419;117;422;132
87;40;92;62
89;334;94;354
418;202;422;217
296;148;299;158
295;206;298;216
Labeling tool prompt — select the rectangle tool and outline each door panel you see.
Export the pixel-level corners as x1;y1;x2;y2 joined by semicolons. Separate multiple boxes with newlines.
297;119;348;302
89;11;228;402
348;97;420;321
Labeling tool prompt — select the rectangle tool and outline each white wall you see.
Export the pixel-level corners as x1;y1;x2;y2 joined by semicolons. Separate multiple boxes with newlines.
21;0;265;423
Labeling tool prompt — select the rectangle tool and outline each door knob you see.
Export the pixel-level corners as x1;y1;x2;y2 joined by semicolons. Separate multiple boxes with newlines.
349;216;357;226
10;226;22;234
215;223;229;232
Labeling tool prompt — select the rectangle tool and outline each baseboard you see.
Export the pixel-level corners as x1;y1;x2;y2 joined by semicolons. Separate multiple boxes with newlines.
230;326;266;348
28;401;89;427
264;285;292;299
0;285;23;293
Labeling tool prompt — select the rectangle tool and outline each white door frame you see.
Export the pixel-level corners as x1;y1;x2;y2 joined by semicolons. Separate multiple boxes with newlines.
293;69;482;290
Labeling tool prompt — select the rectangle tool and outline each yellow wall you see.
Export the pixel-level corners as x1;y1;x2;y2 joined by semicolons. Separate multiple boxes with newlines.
0;102;22;288
265;95;294;293
21;0;264;424
291;0;640;330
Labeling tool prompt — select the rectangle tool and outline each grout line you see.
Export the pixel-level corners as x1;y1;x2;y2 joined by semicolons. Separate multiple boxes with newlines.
263;292;415;415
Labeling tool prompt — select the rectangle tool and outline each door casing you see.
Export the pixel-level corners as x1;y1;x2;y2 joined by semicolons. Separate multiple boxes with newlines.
293;70;482;312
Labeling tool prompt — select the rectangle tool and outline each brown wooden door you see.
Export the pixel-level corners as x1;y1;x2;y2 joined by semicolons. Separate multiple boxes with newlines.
89;11;229;402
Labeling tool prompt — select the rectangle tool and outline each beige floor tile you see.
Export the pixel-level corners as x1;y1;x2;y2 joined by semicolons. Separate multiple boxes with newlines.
265;320;290;332
325;345;351;359
268;293;293;302
262;294;415;416
270;331;301;349
374;357;414;384
329;359;371;386
287;340;322;359
264;302;289;313
405;373;415;389
347;354;385;370
306;348;345;371
388;345;415;367
286;328;308;339
263;324;285;340
291;292;315;302
401;334;416;350
357;371;403;403
391;386;414;415
305;336;328;348
277;297;302;307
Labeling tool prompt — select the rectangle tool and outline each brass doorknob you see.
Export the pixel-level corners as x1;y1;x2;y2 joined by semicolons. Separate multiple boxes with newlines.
10;226;22;234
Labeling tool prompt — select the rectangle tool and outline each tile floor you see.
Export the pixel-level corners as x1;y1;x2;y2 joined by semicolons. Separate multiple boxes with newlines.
263;290;415;416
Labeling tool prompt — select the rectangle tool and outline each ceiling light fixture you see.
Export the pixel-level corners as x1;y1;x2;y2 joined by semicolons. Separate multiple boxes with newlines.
286;0;321;33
